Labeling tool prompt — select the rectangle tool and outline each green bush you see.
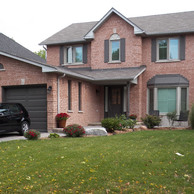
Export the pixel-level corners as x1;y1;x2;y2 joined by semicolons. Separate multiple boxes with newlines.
64;124;85;137
167;111;177;127
141;115;161;129
48;133;60;138
189;104;194;129
101;114;136;132
24;129;40;140
101;117;121;132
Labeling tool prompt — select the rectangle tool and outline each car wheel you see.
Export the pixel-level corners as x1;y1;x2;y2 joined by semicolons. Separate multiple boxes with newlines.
19;121;29;136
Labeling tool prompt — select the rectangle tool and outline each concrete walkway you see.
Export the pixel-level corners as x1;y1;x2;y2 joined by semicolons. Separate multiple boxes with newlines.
0;132;65;143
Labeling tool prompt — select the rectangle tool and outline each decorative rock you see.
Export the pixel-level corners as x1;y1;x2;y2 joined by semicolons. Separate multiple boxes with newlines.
139;125;148;130
84;126;108;136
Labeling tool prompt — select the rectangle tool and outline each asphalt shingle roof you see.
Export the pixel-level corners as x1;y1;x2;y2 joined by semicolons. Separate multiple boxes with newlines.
0;33;46;64
40;11;194;46
56;65;146;82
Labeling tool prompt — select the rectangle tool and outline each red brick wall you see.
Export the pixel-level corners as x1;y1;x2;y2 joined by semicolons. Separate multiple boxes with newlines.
91;13;142;69
57;77;104;126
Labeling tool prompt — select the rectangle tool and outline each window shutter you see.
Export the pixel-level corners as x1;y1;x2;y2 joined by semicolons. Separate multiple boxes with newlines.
151;39;156;62
60;46;64;65
104;40;109;63
180;36;185;60
120;38;125;62
83;44;87;64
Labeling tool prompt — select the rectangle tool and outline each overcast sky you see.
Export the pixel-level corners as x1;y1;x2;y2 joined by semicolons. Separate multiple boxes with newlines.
0;0;193;52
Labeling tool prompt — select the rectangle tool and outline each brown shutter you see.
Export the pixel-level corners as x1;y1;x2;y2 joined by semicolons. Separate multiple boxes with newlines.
120;38;125;62
104;40;109;63
180;36;185;60
60;46;64;65
83;44;87;64
151;39;156;62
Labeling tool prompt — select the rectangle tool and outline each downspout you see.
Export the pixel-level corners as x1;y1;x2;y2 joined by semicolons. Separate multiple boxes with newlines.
57;74;66;113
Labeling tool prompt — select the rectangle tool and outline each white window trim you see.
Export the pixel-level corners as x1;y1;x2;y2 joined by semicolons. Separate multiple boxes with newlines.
156;37;180;62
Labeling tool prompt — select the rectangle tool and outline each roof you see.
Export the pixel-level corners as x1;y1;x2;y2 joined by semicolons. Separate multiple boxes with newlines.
0;33;46;64
56;65;146;84
0;33;58;73
40;10;194;46
84;8;144;39
130;11;194;35
147;74;189;87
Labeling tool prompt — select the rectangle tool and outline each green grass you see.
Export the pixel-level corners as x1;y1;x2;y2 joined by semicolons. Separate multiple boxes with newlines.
0;130;193;193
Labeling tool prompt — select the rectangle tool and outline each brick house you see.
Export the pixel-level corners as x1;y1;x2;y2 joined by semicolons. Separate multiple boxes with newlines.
1;8;194;131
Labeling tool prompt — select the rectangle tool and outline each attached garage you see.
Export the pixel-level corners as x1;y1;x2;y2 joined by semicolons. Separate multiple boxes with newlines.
2;85;47;132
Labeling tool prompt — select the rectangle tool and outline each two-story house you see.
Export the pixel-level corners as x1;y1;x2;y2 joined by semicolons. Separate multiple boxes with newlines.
1;8;194;131
40;8;194;128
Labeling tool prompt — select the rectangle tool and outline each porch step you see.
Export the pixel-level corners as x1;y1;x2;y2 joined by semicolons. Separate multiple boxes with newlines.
88;122;102;126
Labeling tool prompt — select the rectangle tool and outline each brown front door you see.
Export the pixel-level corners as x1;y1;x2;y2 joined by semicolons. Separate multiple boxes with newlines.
108;86;123;117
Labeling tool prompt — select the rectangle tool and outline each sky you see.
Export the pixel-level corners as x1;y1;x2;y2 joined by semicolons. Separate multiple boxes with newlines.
0;0;193;52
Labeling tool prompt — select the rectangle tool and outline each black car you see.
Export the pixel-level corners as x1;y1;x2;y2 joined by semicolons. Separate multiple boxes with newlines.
0;103;30;135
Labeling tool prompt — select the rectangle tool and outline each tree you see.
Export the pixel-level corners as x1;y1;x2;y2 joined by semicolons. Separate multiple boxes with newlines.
34;49;46;59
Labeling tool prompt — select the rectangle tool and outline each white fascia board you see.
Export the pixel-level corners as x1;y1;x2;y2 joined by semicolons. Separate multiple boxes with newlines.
84;8;144;39
0;51;57;73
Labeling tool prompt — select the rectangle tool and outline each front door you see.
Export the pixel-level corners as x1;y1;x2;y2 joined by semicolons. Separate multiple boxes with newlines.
108;86;123;117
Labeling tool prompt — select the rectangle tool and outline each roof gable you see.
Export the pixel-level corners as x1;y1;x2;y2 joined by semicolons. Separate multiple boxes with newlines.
84;8;144;39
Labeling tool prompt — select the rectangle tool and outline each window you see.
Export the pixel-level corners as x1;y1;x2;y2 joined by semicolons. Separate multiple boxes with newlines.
147;74;189;115
104;35;125;63
0;63;4;70
158;88;176;113
68;80;72;110
66;46;83;64
157;38;179;61
78;82;82;111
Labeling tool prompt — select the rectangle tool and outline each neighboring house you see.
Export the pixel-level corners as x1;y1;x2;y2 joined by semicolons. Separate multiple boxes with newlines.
1;8;194;131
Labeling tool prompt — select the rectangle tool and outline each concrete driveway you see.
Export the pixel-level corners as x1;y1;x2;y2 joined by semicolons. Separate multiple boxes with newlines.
0;132;65;143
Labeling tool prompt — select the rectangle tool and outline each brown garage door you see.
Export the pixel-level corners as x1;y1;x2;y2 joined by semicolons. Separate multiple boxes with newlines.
3;85;47;132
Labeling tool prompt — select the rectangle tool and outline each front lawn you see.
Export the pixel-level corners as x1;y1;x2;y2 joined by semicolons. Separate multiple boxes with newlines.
0;130;193;193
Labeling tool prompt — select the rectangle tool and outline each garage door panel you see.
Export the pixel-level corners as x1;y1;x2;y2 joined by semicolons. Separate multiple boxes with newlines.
3;85;47;131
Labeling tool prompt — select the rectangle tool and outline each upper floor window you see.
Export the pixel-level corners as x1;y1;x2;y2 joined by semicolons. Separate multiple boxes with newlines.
66;46;83;64
104;34;125;63
60;45;87;65
157;38;179;61
151;36;185;62
0;63;5;70
110;34;120;62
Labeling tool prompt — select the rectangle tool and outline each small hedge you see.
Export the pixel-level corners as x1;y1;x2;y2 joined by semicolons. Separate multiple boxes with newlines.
141;115;161;129
101;114;136;132
64;124;85;137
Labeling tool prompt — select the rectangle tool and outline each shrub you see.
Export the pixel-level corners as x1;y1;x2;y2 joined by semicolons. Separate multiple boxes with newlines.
48;133;60;138
167;111;177;127
101;117;121;132
189;104;194;129
101;114;136;132
64;124;85;137
24;129;40;140
141;115;161;129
